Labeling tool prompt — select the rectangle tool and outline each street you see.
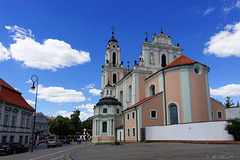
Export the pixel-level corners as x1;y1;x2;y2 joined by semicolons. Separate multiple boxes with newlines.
0;141;91;160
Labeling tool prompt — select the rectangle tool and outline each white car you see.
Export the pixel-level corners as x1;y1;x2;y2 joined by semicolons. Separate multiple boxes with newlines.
47;139;63;148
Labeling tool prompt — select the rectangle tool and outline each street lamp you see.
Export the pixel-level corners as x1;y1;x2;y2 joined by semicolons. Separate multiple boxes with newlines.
30;75;38;152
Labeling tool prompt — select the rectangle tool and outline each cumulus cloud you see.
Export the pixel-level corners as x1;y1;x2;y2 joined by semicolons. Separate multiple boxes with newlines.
26;100;35;106
202;7;215;17
89;88;101;96
222;0;240;14
204;22;240;57
56;110;73;118
5;25;90;71
29;84;86;103
0;42;11;61
75;103;94;120
210;84;240;97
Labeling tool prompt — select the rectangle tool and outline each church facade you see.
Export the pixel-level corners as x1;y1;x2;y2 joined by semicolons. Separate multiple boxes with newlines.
92;30;225;143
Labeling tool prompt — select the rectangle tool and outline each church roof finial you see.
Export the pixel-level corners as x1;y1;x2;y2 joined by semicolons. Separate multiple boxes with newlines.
144;31;149;41
160;26;163;33
111;25;116;37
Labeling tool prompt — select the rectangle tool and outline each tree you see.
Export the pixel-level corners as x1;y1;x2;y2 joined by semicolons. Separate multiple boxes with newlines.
225;118;240;141
237;100;240;107
224;96;235;108
47;116;71;139
69;110;81;135
82;117;93;136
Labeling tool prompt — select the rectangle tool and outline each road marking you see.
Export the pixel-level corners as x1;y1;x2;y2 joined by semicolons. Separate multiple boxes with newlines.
50;155;64;160
29;145;81;160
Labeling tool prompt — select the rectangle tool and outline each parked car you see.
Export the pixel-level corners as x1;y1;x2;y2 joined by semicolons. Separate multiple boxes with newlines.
0;143;28;155
47;139;63;148
63;139;70;144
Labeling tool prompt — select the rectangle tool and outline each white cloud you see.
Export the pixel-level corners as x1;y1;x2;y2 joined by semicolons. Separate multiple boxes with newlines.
202;7;215;17
86;84;95;89
0;42;11;61
222;0;240;14
87;98;91;101
26;100;35;106
210;84;240;97
75;103;94;120
56;110;73;118
5;25;90;71
204;22;240;57
29;84;86;103
236;0;240;7
89;88;101;96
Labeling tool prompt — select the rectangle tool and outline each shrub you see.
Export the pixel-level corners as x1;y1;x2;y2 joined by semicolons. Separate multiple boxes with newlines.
225;118;240;141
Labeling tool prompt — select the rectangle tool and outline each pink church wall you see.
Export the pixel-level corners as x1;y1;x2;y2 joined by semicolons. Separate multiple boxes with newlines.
211;99;226;121
116;119;123;129
139;76;146;101
124;110;137;142
165;70;183;123
142;94;164;128
190;70;210;122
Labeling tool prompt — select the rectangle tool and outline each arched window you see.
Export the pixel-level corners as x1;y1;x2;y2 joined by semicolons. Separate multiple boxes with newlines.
103;108;107;114
149;84;155;96
161;54;166;67
113;73;117;83
116;108;120;114
112;52;116;65
128;85;132;102
170;105;178;124
119;91;123;104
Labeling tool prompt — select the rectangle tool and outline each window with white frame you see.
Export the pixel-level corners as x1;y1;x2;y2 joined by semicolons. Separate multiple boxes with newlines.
127;128;130;137
4;114;9;126
103;108;107;114
149;84;155;96
132;111;135;119
128;85;132;102
116;108;120;114
127;113;130;120
119;91;123;104
132;127;135;138
150;110;157;119
217;111;223;119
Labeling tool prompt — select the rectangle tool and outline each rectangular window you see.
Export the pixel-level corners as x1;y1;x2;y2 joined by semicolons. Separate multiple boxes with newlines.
211;111;214;119
132;111;135;119
4;114;9;125
132;128;135;138
150;110;157;119
127;128;130;137
21;118;25;127
26;118;30;128
127;113;130;120
102;122;107;133
2;136;7;143
11;115;16;126
25;136;28;145
217;111;223;119
19;136;23;144
10;136;14;142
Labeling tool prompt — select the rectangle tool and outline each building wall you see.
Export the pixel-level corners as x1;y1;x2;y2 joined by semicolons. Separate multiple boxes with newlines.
124;110;137;142
211;99;226;120
146;77;159;97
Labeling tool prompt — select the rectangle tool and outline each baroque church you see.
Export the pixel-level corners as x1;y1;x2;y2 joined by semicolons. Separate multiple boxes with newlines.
92;29;225;143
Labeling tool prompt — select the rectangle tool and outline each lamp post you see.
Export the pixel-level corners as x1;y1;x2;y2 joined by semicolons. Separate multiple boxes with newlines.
30;75;38;152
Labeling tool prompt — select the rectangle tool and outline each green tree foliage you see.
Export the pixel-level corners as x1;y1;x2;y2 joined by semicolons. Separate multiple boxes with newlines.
69;110;81;134
82;117;93;136
47;116;71;139
224;96;235;108
237;101;240;107
225;118;240;141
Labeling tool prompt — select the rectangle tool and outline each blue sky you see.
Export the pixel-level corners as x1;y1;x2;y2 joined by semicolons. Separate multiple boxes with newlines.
0;0;240;120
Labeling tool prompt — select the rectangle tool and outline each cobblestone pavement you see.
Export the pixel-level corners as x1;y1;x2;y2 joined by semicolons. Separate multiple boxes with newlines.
74;142;240;160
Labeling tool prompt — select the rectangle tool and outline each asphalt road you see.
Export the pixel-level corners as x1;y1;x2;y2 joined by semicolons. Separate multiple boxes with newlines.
0;141;90;160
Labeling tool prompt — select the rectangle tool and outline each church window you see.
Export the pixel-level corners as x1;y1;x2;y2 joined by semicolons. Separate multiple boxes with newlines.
169;105;178;124
149;84;155;96
113;73;117;83
150;110;157;119
132;128;136;138
127;128;130;137
119;91;123;104
127;113;130;120
113;52;116;65
128;85;132;102
161;54;167;67
102;122;107;133
193;64;202;75
217;111;223;119
103;108;107;114
116;108;120;114
132;111;135;119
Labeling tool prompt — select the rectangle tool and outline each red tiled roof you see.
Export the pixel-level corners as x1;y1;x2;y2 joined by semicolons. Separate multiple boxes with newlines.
124;92;162;111
0;78;35;111
162;55;197;70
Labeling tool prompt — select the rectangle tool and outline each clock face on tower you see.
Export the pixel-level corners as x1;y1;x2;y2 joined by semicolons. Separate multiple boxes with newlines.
159;37;167;44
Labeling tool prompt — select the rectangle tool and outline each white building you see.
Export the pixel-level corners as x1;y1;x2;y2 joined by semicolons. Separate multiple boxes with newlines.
225;106;240;120
0;78;35;145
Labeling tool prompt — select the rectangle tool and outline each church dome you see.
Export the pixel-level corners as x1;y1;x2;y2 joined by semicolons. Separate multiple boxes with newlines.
96;97;122;106
108;36;118;43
